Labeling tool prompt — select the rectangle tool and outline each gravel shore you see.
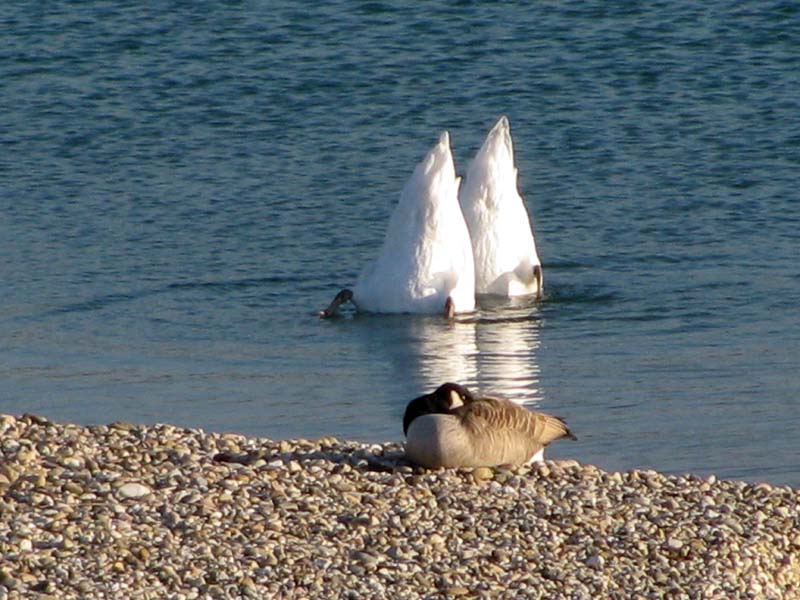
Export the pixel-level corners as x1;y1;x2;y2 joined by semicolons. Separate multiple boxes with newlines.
1;413;798;599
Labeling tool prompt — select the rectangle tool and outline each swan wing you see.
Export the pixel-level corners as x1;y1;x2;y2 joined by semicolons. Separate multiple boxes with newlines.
355;132;474;313
460;117;542;297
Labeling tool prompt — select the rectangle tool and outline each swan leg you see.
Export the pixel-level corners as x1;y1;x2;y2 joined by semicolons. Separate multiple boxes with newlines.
319;289;354;318
444;296;455;319
533;265;544;300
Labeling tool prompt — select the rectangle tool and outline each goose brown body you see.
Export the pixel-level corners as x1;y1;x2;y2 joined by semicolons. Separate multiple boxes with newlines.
404;383;575;469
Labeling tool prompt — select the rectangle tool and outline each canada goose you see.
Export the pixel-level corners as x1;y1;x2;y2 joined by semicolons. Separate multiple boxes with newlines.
403;382;575;468
320;132;475;318
459;116;543;298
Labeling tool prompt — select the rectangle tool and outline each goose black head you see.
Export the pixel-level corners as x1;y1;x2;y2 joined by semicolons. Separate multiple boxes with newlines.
402;382;476;435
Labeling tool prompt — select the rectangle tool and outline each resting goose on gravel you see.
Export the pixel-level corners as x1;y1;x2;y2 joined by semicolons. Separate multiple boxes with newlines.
459;116;543;298
403;382;575;469
320;132;475;318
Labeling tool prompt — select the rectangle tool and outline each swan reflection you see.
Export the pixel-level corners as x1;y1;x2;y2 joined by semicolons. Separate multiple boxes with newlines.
407;317;479;392
407;300;542;407
474;308;543;407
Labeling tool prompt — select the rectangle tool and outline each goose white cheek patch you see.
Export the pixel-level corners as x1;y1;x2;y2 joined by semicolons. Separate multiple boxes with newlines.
449;390;464;408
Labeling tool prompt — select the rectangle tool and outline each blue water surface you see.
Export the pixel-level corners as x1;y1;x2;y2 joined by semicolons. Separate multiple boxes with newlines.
2;1;799;485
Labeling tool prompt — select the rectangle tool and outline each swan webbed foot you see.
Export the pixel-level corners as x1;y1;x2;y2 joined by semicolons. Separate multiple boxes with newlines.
319;289;354;318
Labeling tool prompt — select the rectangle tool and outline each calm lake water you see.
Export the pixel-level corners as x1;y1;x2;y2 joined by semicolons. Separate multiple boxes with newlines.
2;2;799;485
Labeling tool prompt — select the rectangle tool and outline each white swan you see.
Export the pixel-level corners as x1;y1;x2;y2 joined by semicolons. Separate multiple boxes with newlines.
321;132;475;317
403;382;575;469
459;116;543;298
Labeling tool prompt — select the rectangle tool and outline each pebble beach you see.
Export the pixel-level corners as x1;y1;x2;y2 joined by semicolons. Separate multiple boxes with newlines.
1;413;798;599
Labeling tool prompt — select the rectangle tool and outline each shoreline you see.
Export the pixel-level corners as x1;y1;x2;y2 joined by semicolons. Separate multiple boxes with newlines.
1;413;798;599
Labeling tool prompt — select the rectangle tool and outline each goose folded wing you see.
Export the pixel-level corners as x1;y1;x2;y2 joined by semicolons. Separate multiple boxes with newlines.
455;397;574;465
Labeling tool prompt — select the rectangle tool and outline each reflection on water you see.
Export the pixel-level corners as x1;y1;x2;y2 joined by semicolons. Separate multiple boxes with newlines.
475;314;542;407
408;318;479;392
406;296;543;406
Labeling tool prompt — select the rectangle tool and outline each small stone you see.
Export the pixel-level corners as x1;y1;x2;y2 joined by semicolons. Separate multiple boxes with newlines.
774;506;791;519
446;586;470;596
534;463;551;477
116;482;151;499
62;456;84;469
351;551;379;568
22;413;49;425
0;465;19;484
665;538;684;552
472;467;493;482
110;421;135;431
63;481;83;495
585;554;604;570
342;492;362;504
239;575;257;593
721;517;744;535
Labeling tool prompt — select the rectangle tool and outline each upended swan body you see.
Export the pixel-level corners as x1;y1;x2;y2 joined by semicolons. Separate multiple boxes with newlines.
321;132;475;317
459;116;543;298
403;382;575;469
